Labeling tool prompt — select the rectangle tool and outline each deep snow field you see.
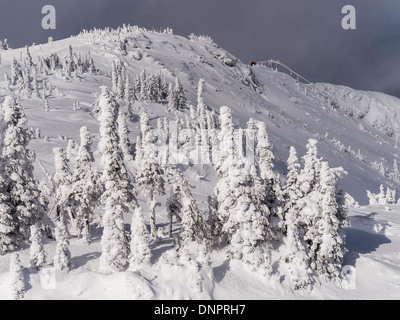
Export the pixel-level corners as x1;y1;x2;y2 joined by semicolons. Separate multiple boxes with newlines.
0;26;399;299
0;204;399;300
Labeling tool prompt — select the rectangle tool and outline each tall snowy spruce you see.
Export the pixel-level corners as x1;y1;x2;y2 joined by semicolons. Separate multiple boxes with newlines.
255;121;284;238
53;147;72;231
9;253;25;300
298;139;321;196
283;146;302;216
129;206;151;269
136;109;165;239
167;83;178;112
0;188;19;254
282;146;311;289
174;77;187;110
1;96;46;247
53;211;71;272
98;86;137;273
170;168;210;247
117;110;134;162
69;127;99;243
213;106;236;240
53;147;72;272
166;174;183;239
29;224;46;271
306;162;349;280
214;107;271;270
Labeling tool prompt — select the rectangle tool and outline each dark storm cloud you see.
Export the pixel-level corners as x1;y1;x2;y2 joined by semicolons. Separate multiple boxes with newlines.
1;0;400;97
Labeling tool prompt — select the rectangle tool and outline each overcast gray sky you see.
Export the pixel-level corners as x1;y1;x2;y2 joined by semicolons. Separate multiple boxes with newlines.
1;0;400;97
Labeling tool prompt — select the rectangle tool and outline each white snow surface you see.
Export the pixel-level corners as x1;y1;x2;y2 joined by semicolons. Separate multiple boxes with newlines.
0;205;398;300
0;26;399;299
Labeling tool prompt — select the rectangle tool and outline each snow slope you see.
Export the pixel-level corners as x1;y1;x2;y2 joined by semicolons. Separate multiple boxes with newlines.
0;26;399;299
0;204;399;300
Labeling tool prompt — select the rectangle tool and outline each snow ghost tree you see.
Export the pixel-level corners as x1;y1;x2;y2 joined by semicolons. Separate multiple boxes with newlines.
53;211;71;272
98;86;138;273
29;224;46;270
213;106;236;240
0;187;19;254
214;107;271;271
255;121;284;238
298;139;321;196
53;147;72;232
1;96;46;246
303;162;349;281
282;146;311;290
69;127;99;243
117;111;133;162
174;77;187;110
167;83;178;112
136;109;165;239
170;168;210;247
9;253;25;300
283;146;302;220
129;206;151;269
166;174;183;238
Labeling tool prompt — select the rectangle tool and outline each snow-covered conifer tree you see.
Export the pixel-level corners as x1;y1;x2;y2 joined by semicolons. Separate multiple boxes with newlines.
29;224;46;270
391;159;400;182
167;83;178;112
69;127;99;243
117;111;133;162
2;96;46;241
283;147;302;228
146;73;160;103
136;110;165;239
53;213;71;272
139;69;147;101
134;75;142;100
0;187;19;255
386;187;396;204
197;79;206;110
173;168;210;247
25;46;33;67
225;162;271;269
111;61;118;94
53;147;72;231
214;107;271;269
159;71;169;100
282;147;311;289
117;71;125;99
306;162;349;280
32;77;39;99
2;39;8;50
283;203;311;289
9;253;25;300
175;77;187;110
197;79;208;131
11;58;19;85
66;139;77;161
298;139;321;196
166;181;183;238
124;75;134;119
214;106;236;237
98;86;137;273
129;206;151;269
377;184;386;205
256;121;284;236
135;135;143;163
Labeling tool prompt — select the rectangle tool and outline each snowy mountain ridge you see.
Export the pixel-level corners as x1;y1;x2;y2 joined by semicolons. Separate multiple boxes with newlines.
0;25;399;300
1;25;399;202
